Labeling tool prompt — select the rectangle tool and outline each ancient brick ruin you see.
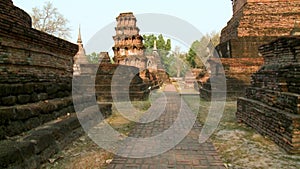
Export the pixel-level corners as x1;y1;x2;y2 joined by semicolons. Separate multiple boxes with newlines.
220;0;300;58
73;58;150;103
0;0;95;168
201;0;300;100
112;12;167;88
73;27;89;75
112;12;144;65
237;36;300;154
112;12;162;71
95;64;150;102
200;57;264;100
72;25;150;103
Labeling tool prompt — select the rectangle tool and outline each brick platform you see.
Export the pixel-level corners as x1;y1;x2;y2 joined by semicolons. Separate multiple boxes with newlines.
236;36;300;154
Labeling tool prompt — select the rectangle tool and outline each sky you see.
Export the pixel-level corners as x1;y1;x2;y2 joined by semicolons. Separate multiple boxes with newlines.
13;0;233;53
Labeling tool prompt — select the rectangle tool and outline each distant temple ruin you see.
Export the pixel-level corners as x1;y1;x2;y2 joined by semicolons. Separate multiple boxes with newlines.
112;12;162;71
73;26;89;75
112;12;144;65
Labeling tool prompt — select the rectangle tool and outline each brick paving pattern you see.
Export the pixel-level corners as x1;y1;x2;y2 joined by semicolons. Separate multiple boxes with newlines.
107;84;225;169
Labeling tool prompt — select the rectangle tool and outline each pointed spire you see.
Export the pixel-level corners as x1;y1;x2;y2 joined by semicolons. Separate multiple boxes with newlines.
153;40;157;51
291;20;300;36
77;25;82;44
152;40;159;57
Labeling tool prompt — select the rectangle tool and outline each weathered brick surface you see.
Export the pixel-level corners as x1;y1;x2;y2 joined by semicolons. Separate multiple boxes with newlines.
96;63;149;101
140;69;167;90
73;63;150;102
0;1;78;105
0;95;94;139
0;94;97;168
205;0;300;100
0;1;112;168
0;113;84;169
0;0;79;140
0;0;31;28
219;0;300;58
237;36;300;154
200;57;264;100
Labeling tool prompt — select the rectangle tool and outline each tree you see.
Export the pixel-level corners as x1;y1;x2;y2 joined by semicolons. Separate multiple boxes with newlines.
186;31;220;69
208;31;220;47
171;46;188;77
31;1;71;39
143;34;157;49
143;34;172;71
143;34;171;58
86;52;99;64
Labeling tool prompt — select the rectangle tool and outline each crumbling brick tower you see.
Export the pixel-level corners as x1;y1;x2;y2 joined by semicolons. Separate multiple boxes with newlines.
112;12;144;65
111;12;168;88
201;0;300;100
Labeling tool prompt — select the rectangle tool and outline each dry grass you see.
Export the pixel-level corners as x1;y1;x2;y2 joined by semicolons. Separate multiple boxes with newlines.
183;96;300;169
41;134;113;169
41;101;150;169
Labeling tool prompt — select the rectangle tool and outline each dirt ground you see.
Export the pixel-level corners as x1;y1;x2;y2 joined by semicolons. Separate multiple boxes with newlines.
42;97;300;169
41;134;112;169
192;99;300;169
41;101;148;169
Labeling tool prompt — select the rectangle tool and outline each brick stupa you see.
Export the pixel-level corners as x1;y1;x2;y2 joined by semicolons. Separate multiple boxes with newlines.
201;0;300;100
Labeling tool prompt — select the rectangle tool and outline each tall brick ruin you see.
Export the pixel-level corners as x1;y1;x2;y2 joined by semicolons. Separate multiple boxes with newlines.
112;12;168;88
237;36;300;154
0;0;93;168
112;12;144;65
219;0;300;58
201;0;300;100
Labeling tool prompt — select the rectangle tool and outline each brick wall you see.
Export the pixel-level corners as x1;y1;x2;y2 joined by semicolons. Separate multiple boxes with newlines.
0;1;112;168
236;36;300;154
222;0;300;43
209;0;300;101
96;64;149;102
219;0;300;58
73;63;150;102
0;0;31;28
0;0;79;139
200;57;264;100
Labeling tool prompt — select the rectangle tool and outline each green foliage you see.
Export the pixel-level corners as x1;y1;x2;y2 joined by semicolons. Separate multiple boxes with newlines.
186;31;220;69
143;34;157;49
186;41;199;68
143;34;173;72
86;52;99;64
162;46;188;77
143;34;171;57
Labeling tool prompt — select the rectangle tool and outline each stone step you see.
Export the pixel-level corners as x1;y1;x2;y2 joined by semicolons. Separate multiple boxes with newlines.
246;87;300;115
237;97;300;154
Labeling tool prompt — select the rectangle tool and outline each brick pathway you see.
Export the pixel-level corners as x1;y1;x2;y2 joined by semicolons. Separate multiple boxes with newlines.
164;84;177;92
106;84;225;169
